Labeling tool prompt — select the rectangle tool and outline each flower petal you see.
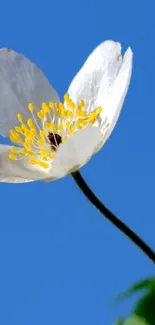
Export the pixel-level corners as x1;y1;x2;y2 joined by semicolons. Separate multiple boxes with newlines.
68;41;123;108
0;176;33;184
0;145;49;183
46;126;101;181
98;47;133;145
68;40;133;146
0;48;60;136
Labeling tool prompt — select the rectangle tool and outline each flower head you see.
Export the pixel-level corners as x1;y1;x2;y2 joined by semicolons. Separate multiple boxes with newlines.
0;41;133;183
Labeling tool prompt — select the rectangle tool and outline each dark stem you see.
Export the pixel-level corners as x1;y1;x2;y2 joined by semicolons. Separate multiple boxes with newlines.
72;170;155;263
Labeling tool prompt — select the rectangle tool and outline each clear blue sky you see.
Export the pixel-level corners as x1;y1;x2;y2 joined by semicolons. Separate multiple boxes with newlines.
0;0;154;324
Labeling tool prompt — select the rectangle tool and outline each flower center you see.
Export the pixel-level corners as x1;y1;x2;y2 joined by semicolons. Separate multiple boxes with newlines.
8;93;103;170
48;133;62;151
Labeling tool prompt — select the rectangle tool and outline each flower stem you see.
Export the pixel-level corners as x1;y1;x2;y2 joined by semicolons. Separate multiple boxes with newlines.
71;170;155;263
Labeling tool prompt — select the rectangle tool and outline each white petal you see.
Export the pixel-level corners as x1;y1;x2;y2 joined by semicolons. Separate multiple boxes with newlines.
68;41;122;109
98;47;133;144
0;145;49;183
0;176;33;184
0;48;60;136
68;40;133;145
46;126;101;181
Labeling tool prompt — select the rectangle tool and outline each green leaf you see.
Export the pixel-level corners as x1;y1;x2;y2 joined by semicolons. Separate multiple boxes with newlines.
114;318;125;325
114;278;155;303
124;316;148;325
114;316;148;325
113;277;155;325
133;289;155;325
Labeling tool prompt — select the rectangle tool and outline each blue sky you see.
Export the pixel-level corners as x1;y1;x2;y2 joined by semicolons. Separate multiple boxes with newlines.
0;0;154;324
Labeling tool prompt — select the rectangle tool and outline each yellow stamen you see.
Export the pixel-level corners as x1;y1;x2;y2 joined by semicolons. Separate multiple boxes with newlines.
49;152;55;159
68;100;75;109
68;127;74;136
75;110;86;118
66;111;73;118
75;120;88;129
62;136;67;143
39;161;50;169
96;107;103;115
28;103;35;111
65;121;71;129
49;122;55;130
8;95;103;170
11;146;18;153
37;139;45;145
15;126;23;133
64;93;70;102
17;113;23;122
24;142;31;149
49;102;54;109
29;159;38;165
59;103;65;110
42;102;49;113
27;152;34;157
20;148;28;156
61;109;67;118
57;123;63;132
27;118;34;129
88;112;97;123
10;133;24;145
44;122;50;129
40;130;45;138
9;154;16;160
27;133;35;142
40;148;46;156
37;111;44;119
78;100;85;110
21;124;28;132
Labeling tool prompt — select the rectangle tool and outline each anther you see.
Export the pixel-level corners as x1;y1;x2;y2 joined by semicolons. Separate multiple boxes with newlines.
28;103;35;111
9;154;16;160
11;146;18;153
17;113;23;122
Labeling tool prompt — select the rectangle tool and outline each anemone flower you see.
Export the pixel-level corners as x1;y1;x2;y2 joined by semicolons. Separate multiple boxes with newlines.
0;40;132;183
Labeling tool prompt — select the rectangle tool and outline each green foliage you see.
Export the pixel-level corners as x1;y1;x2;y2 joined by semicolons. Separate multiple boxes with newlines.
114;319;124;325
114;316;148;325
134;289;155;325
114;277;155;325
114;278;155;303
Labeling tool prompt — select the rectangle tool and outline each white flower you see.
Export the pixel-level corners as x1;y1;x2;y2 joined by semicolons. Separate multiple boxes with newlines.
0;40;133;183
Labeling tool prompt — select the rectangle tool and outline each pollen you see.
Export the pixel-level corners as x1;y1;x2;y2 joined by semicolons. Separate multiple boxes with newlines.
78;100;85;110
28;103;35;111
8;93;103;170
64;93;70;103
75;110;86;118
37;139;45;145
57;123;63;132
96;107;103;115
37;111;44;119
49;102;54;109
88;112;97;123
40;148;46;156
11;146;19;153
15;126;23;133
17;113;23;122
27;118;34;129
40;130;45;138
9;154;16;160
42;102;50;113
